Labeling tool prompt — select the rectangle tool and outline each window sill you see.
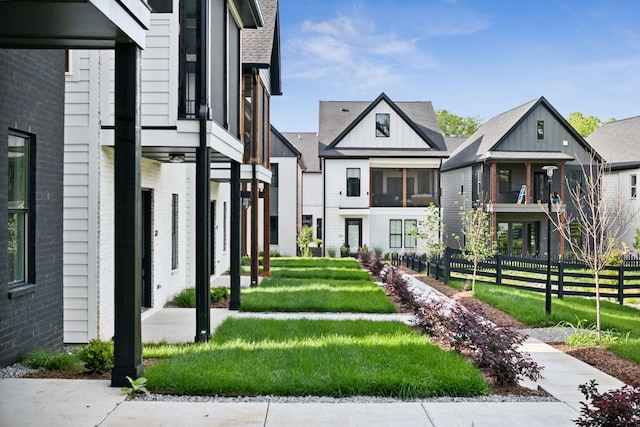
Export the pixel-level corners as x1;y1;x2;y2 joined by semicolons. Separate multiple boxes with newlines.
8;283;36;299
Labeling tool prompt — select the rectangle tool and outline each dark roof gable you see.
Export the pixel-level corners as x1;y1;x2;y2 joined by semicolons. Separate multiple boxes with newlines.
323;92;446;151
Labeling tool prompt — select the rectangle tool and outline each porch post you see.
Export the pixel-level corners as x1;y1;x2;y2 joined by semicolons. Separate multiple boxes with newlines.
111;43;143;387
526;163;532;204
230;161;241;310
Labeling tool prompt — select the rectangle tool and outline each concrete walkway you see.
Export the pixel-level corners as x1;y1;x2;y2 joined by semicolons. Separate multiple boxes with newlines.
0;274;626;426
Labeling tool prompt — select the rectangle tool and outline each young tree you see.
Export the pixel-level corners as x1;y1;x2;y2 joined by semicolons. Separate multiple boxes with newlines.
455;202;497;293
411;203;445;260
546;159;637;340
634;228;640;254
436;109;483;137
297;225;313;258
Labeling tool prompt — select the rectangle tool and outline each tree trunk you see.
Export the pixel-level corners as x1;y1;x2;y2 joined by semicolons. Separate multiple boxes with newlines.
595;270;602;342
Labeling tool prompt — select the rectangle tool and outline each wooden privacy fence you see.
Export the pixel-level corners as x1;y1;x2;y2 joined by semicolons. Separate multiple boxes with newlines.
398;248;640;305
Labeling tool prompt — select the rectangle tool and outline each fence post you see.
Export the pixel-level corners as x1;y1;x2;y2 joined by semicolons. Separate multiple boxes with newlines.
496;254;502;286
618;263;624;305
557;261;564;300
443;247;451;283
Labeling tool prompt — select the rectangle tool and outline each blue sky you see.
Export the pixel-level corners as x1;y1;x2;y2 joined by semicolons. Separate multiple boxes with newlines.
270;0;640;132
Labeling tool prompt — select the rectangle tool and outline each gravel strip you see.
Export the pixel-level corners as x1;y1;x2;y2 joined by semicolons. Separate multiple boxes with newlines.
133;393;558;403
519;327;574;343
0;363;38;379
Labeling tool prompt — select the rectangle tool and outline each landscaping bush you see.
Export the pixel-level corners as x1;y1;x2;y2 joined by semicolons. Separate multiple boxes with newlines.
21;348;82;372
575;379;640;427
78;339;113;373
358;246;372;266
211;286;230;302
368;254;385;277
413;298;542;386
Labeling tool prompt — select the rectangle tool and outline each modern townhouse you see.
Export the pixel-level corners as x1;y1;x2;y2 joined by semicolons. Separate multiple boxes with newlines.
0;1;150;384
269;127;304;256
318;93;449;256
587;116;640;253
441;96;601;258
282;131;323;251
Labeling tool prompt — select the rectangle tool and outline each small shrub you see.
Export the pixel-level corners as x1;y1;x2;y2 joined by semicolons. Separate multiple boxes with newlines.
358;247;373;266
122;376;149;397
79;339;114;373
327;247;337;258
575;379;640;427
373;246;384;257
21;348;82;372
171;288;196;308
557;317;626;347
211;286;230;302
368;255;385;277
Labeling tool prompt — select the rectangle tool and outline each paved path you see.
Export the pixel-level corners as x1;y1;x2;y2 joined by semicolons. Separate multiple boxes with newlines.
0;273;626;426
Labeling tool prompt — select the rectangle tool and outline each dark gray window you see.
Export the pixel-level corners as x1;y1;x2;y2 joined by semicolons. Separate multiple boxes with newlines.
346;168;360;197
8;133;30;285
389;220;402;248
631;174;637;199
376;113;390;137
271;163;278;187
171;194;178;270
536;120;545;140
499;169;511;193
270;216;278;244
148;0;172;13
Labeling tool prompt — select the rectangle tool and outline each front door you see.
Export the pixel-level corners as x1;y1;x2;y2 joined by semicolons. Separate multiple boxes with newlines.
345;218;362;254
141;189;152;309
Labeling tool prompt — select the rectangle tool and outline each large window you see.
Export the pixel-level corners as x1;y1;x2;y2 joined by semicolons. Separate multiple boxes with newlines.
8;133;30;285
270;216;278;244
346;168;361;197
371;168;437;207
271;163;278;187
499;169;511;193
171;194;179;270
404;220;417;248
631;174;637;199
569;170;582;194
376;113;390;137
496;221;538;256
389;220;402;248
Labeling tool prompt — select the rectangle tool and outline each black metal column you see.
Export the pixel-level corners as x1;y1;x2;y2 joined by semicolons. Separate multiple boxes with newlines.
250;162;259;287
546;175;552;315
230;161;241;310
195;0;210;342
111;43;143;387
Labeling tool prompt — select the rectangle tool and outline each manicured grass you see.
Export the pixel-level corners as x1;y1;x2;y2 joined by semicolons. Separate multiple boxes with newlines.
608;339;640;364
270;257;362;269
240;277;397;313
143;318;490;398
270;267;371;281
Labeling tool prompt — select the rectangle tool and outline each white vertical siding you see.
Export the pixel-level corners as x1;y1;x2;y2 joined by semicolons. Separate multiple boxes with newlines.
334;102;430;149
272;158;299;256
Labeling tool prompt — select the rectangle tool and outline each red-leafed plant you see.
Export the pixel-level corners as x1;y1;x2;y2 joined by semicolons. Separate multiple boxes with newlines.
574;379;640;427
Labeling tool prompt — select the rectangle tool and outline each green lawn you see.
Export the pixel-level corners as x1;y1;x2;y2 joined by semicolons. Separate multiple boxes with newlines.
269;266;372;281
143;318;490;398
241;277;396;313
270;257;362;269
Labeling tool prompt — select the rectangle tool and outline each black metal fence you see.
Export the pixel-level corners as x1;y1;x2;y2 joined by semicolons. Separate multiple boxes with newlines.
398;248;640;305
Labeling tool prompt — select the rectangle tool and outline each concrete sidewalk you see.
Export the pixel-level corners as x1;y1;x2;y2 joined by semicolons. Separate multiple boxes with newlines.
0;273;627;426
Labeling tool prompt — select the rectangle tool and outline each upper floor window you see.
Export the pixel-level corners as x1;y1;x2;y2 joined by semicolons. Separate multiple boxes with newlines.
536;120;545;140
569;170;582;194
148;0;172;12
376;113;390;137
8;132;30;285
499;169;511;193
271;163;279;187
178;0;199;119
631;174;637;199
346;168;361;197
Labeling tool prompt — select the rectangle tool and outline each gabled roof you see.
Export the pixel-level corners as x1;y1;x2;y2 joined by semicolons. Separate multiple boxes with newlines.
282;132;321;172
271;125;302;161
318;92;447;156
242;0;281;95
587;116;640;167
442;96;601;172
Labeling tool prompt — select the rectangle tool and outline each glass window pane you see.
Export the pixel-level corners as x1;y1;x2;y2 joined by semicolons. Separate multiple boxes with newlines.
376;113;390;137
8;212;26;283
8;134;28;209
404;219;417;248
512;222;523;255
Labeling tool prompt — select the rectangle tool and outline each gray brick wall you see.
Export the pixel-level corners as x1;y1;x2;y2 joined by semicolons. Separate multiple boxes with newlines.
0;49;66;366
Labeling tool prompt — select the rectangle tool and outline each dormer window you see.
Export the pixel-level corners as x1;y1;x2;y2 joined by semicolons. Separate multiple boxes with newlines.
536;120;545;140
376;113;390;137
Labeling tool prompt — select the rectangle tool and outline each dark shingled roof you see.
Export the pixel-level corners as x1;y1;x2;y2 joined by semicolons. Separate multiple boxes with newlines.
242;0;281;95
587;116;640;167
318;93;447;158
442;96;599;172
282;132;321;172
